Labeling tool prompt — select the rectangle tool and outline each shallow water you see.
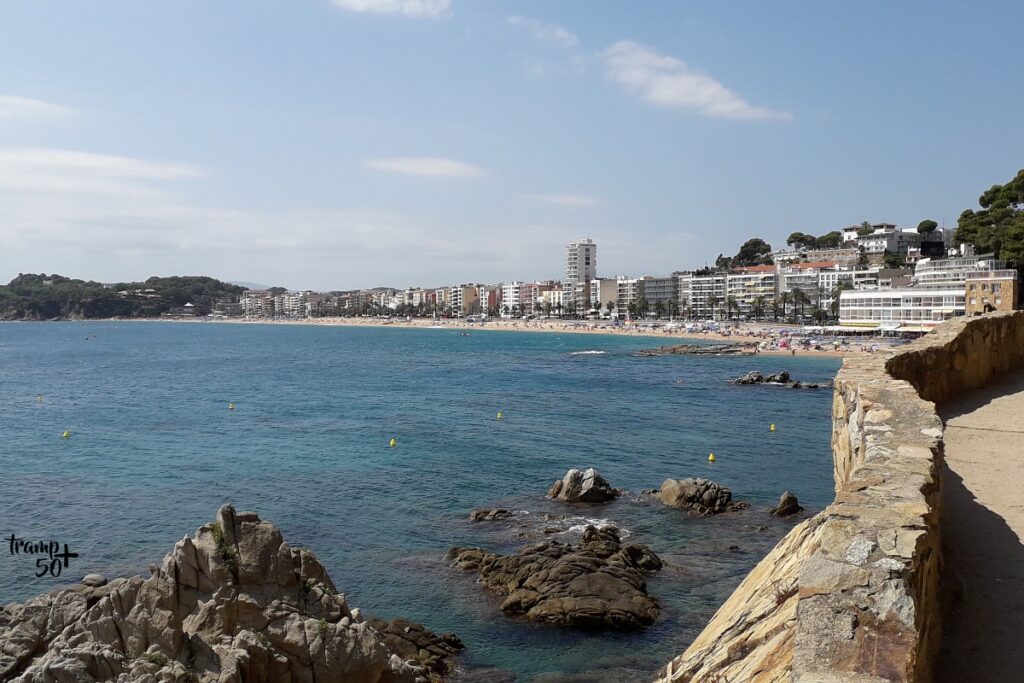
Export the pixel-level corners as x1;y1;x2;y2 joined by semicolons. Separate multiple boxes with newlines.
0;322;840;680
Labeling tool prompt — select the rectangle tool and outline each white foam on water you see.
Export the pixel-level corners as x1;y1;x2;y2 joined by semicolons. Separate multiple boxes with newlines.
568;350;607;356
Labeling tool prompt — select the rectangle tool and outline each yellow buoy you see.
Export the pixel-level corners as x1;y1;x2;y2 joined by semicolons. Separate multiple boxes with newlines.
496;411;503;420
62;430;71;439
389;437;397;448
36;395;43;402
228;403;235;410
770;423;776;432
708;452;716;462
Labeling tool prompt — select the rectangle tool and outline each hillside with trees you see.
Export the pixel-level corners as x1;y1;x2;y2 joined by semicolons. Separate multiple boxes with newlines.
955;169;1024;272
0;274;246;320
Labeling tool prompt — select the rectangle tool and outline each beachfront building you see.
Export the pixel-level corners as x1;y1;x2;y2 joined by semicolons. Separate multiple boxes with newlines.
838;288;966;331
564;238;597;310
241;290;274;318
643;276;679;316
838;254;1010;331
448;284;480;317
687;273;727;320
589;278;619;317
500;281;524;318
965;270;1020;315
616;276;646;316
726;266;777;319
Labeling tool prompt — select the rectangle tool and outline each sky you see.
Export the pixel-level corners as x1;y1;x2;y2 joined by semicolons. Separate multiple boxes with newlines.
1;0;1022;290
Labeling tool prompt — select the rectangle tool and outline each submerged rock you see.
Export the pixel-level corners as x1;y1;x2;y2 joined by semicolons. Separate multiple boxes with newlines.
0;504;461;683
656;478;748;515
546;467;619;503
634;343;754;357
769;490;803;517
448;525;662;630
469;508;514;522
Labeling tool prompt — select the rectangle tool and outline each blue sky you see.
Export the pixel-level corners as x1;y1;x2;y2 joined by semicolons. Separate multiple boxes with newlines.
1;0;1021;290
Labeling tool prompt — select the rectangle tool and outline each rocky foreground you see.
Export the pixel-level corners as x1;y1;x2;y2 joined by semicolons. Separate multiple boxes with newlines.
0;505;462;683
448;525;663;631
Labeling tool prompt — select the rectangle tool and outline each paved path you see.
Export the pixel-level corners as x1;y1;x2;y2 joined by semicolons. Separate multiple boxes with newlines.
936;372;1024;682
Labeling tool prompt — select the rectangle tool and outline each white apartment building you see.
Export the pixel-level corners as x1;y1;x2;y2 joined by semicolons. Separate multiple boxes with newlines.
564;238;597;309
838;254;1007;331
501;281;525;317
857;225;921;256
616;276;645;314
726;267;778;318
837;289;965;331
687;273;728;319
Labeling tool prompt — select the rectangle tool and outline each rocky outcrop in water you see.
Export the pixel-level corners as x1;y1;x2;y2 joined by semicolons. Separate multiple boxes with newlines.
0;505;461;683
731;370;825;389
468;508;514;522
634;343;754;357
546;467;619;503
656;477;748;515
447;525;662;630
769;490;803;517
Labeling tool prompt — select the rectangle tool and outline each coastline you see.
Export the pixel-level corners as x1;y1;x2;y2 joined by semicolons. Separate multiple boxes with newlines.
48;315;878;358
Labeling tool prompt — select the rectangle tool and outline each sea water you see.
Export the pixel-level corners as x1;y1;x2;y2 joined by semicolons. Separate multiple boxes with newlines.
0;322;840;681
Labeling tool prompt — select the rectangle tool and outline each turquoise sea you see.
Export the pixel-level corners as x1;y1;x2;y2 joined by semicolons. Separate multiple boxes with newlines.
0;322;840;681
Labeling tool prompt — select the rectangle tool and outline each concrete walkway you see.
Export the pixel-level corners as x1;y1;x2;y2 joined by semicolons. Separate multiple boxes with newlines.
936;372;1024;682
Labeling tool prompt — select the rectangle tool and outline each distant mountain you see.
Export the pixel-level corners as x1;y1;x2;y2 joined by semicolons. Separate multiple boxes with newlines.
229;281;274;290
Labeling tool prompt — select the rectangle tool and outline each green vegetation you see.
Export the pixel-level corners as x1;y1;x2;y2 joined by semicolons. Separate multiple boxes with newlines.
784;230;843;250
210;522;239;576
917;219;938;234
733;238;773;266
140;652;169;667
0;274;245;320
955;169;1024;272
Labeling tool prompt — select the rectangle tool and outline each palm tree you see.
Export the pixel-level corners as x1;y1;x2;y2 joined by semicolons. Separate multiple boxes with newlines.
726;296;739;320
751;296;766;321
678;296;689;320
791;288;810;321
707;295;720;321
777;291;792;321
605;300;615;317
654;301;665;318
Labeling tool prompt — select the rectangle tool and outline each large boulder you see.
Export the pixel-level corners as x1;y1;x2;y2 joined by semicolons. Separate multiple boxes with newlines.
656;478;747;515
546;467;619;503
448;525;662;631
769;490;803;517
0;505;462;683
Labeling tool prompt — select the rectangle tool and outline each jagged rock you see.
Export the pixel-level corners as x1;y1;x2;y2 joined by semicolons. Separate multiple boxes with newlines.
546;468;619;503
469;508;513;522
0;504;460;683
656;478;748;515
365;618;463;679
769;490;803;517
448;525;661;630
733;370;825;389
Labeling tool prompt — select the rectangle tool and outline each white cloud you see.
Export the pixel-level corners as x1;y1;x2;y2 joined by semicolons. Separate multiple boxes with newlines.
523;193;600;207
603;41;792;122
507;16;578;48
0;95;70;120
332;0;450;17
364;156;485;178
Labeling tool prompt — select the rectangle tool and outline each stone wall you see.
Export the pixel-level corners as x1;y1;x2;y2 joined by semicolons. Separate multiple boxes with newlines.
655;311;1024;683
